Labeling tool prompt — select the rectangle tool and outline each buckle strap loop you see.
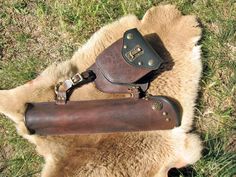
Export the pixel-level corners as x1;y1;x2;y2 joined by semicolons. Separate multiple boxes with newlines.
71;73;84;85
55;70;95;105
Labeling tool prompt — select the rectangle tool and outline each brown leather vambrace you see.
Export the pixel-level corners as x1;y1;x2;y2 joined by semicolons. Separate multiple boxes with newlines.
24;28;182;135
25;96;181;135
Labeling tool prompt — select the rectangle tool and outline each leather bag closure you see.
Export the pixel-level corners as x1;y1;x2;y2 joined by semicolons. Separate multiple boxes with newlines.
122;28;163;70
95;28;164;85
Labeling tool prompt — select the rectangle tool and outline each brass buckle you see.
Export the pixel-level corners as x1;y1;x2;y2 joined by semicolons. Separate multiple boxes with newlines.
125;45;144;62
54;72;86;104
128;86;141;98
70;73;84;85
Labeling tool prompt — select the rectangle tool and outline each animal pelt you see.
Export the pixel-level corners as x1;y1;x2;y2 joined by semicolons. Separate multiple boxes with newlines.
0;5;202;177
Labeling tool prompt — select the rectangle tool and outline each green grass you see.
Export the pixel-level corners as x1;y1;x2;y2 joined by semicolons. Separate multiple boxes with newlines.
0;117;43;177
0;0;235;176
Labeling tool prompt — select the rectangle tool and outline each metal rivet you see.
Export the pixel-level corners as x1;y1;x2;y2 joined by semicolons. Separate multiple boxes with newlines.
162;112;168;116
152;101;163;110
143;97;148;100
127;33;133;40
138;61;143;66
148;59;155;66
165;117;170;122
124;45;127;49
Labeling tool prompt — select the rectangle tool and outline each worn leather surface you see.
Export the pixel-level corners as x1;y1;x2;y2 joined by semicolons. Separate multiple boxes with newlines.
96;38;153;84
25;96;181;135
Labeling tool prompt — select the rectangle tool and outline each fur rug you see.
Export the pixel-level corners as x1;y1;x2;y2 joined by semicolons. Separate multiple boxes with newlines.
0;5;202;177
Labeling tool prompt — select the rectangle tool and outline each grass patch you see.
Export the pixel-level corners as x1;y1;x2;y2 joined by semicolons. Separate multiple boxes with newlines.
0;57;46;89
0;116;43;177
194;131;236;177
0;0;235;176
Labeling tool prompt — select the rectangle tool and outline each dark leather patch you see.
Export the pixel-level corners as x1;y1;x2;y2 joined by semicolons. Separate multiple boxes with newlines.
122;28;164;70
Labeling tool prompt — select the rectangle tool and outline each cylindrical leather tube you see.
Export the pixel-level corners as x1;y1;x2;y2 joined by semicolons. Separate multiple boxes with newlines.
25;96;181;135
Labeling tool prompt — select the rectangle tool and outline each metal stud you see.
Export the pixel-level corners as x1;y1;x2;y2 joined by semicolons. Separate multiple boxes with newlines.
127;33;133;40
165;117;170;122
152;101;163;110
123;45;127;49
148;59;155;66
138;61;143;66
162;111;168;116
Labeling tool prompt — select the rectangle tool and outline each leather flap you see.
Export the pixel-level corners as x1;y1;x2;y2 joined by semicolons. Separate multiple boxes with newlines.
96;39;150;84
95;28;163;84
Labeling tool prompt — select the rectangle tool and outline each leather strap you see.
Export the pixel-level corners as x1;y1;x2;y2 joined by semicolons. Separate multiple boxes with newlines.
55;70;95;104
55;68;145;104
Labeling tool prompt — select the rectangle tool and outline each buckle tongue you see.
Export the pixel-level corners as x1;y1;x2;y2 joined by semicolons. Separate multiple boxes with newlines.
126;45;144;61
71;73;84;85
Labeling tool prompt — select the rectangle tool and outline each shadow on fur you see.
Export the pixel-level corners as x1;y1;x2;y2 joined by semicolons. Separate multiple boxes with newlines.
137;33;174;85
168;166;197;177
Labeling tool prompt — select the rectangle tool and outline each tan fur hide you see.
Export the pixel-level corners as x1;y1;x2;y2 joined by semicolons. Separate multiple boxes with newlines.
0;5;202;177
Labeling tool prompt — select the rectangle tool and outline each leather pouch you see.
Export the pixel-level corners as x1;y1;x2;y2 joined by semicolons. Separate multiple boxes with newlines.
93;28;164;93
